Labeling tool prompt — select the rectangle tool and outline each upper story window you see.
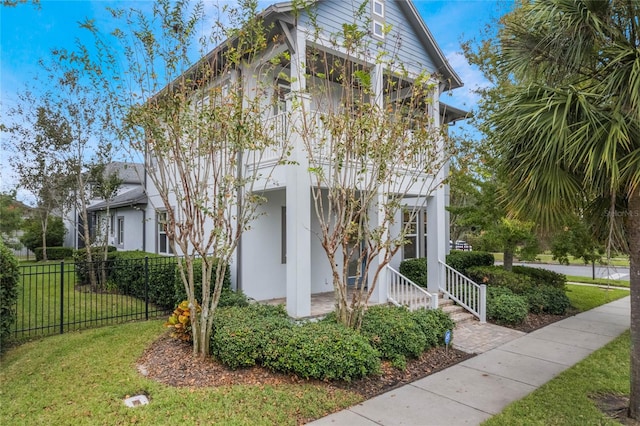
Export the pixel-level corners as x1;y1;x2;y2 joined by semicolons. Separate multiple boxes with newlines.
273;82;290;115
373;0;384;18
372;0;385;39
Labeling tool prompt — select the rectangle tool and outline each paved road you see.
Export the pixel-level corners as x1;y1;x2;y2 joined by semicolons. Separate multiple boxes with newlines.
503;262;630;281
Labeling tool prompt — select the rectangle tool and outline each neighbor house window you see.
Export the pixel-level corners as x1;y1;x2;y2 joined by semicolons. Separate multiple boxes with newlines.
157;210;173;254
372;0;385;39
117;216;125;246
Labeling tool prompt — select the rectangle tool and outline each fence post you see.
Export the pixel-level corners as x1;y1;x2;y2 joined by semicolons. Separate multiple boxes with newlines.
144;257;149;320
60;261;64;335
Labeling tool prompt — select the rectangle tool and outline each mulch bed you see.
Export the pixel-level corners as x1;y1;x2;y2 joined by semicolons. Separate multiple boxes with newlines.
500;310;576;333
137;332;472;399
136;310;574;396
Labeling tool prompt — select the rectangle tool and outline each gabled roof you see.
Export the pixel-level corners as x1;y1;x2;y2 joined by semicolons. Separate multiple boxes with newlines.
88;187;147;212
261;0;463;90
102;162;144;185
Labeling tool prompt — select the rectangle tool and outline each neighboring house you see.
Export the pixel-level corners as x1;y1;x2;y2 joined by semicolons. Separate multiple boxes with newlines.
63;162;147;251
133;0;476;319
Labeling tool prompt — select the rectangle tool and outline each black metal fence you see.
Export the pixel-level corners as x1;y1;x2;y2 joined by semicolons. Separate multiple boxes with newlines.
13;256;177;340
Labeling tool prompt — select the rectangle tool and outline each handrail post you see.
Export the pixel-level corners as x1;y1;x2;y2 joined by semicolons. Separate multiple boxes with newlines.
480;284;487;323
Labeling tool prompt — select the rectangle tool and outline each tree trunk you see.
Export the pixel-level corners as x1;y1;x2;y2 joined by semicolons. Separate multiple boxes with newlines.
627;191;640;420
503;248;514;271
41;220;48;261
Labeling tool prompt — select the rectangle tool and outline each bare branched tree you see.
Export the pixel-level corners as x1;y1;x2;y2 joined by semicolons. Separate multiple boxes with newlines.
78;0;289;357
293;7;453;329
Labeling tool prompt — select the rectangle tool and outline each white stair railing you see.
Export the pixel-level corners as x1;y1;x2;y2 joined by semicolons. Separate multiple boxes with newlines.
439;261;486;323
387;265;437;310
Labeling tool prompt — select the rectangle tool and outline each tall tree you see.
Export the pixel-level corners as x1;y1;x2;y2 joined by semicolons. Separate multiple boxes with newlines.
295;4;453;328
4;92;72;261
481;0;640;419
0;191;24;248
77;0;288;357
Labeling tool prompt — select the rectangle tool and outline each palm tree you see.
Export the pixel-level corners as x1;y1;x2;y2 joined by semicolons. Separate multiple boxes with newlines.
484;0;639;419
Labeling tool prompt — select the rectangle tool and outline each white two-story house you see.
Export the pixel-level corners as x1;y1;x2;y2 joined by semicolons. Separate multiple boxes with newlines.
135;0;481;319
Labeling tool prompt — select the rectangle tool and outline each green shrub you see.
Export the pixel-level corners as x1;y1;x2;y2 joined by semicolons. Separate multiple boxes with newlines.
218;288;249;307
73;246;117;285
174;257;231;304
410;308;455;349
467;266;534;294
487;293;528;325
526;286;571;315
0;239;19;347
399;258;427;287
107;251;177;309
20;216;65;252
360;305;426;366
445;251;494;276
263;321;380;381
34;246;73;261
487;285;514;299
211;304;291;369
512;266;566;289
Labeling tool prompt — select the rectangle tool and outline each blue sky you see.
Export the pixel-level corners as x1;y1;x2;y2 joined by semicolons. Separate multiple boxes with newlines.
0;0;513;200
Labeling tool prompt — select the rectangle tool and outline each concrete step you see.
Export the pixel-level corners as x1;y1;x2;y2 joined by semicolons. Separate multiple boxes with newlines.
438;293;478;326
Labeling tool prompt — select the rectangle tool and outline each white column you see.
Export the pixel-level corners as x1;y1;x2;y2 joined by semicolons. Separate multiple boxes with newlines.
285;28;311;318
369;64;388;304
427;93;447;295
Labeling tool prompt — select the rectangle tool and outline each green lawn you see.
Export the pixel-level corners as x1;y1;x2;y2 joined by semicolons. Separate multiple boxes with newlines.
483;330;630;426
14;262;161;340
1;275;628;425
0;320;360;425
566;284;629;312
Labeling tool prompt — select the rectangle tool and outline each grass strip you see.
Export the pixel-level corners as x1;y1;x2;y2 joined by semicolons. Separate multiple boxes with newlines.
566;275;629;288
483;330;630;426
566;284;629;312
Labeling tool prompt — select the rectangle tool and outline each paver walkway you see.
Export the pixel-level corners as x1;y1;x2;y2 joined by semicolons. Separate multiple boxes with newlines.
308;296;631;425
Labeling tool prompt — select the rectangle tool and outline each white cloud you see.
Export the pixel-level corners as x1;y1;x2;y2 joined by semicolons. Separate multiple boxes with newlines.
442;51;491;111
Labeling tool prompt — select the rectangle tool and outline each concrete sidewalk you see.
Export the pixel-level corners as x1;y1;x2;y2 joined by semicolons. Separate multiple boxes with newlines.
308;296;631;426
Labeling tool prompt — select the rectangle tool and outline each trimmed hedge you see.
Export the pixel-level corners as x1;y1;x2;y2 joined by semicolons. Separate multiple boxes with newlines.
211;304;291;369
399;258;427;287
174;257;232;304
487;293;528;325
263;321;381;381
107;251;177;310
512;266;566;289
360;305;427;368
73;246;117;285
35;246;73;261
526;286;570;315
0;239;19;347
446;250;494;276
411;308;455;349
467;266;535;294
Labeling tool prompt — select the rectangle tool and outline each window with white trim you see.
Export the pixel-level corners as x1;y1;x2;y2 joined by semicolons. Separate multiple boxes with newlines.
402;209;427;259
373;0;384;18
117;216;125;246
372;0;385;39
157;210;173;254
